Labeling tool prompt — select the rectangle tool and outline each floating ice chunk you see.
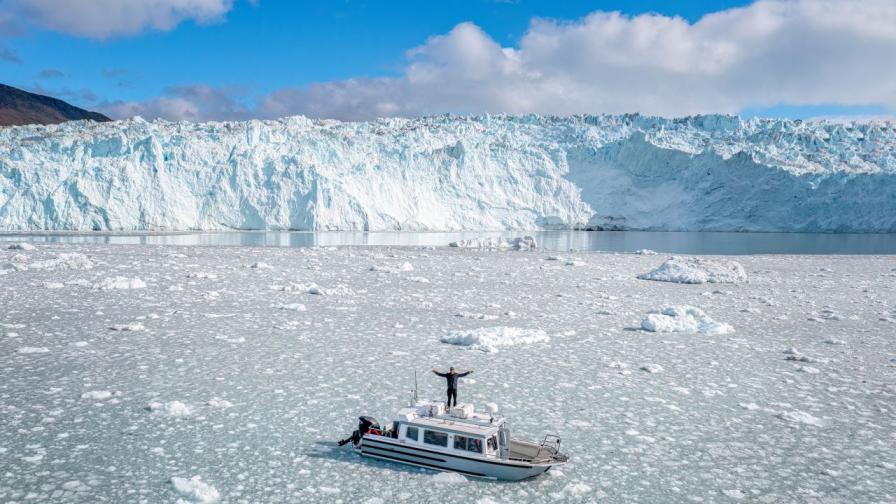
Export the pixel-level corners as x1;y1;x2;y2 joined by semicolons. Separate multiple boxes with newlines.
147;401;193;417
640;306;734;335
440;326;549;352
775;410;824;427
485;402;499;413
449;236;537;251
272;303;307;311
408;276;430;283
399;261;414;271
7;242;35;250
640;364;664;373
109;322;145;331
187;272;218;279
170;476;220;503
432;472;467;484
783;348;825;363
796;365;820;374
43;282;65;289
634;249;658;255
248;262;273;269
823;338;846;345
455;312;499;321
97;276;146;290
17;346;50;354
638;257;747;284
29;253;94;271
81;390;115;400
207;398;233;409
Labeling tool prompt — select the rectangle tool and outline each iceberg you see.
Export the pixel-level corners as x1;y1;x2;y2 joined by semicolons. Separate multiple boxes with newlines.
1;114;895;232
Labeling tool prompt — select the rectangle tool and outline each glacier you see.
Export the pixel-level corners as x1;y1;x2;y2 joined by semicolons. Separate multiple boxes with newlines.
1;113;895;232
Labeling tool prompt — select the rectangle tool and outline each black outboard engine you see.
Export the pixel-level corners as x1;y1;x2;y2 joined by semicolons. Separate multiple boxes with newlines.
338;416;380;447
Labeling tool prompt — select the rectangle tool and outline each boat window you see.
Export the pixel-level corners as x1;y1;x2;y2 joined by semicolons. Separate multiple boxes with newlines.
423;430;448;447
405;426;419;441
453;435;483;453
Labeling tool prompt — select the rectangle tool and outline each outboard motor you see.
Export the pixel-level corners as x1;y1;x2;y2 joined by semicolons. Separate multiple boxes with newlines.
338;416;380;447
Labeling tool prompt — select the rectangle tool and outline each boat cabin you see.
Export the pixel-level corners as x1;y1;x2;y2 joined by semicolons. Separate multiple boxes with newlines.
390;401;509;458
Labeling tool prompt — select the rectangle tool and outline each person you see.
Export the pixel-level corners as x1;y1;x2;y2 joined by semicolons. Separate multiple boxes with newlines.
432;366;473;408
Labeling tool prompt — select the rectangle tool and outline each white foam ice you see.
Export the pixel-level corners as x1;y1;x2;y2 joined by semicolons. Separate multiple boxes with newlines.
638;257;747;284
640;306;734;335
440;326;549;352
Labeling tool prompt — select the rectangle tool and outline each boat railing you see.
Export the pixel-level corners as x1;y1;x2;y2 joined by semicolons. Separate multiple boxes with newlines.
531;434;564;463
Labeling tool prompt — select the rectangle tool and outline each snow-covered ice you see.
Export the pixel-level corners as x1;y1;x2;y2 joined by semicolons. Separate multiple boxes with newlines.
169;476;220;503
440;326;549;352
640;306;734;335
638;256;747;284
0;242;894;503
2;115;896;232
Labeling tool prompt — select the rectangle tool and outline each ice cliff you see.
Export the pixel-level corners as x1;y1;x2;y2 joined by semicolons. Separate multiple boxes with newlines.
1;114;894;232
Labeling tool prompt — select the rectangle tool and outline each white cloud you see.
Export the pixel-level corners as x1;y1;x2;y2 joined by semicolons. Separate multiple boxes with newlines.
100;85;252;121
8;0;234;38
107;0;896;121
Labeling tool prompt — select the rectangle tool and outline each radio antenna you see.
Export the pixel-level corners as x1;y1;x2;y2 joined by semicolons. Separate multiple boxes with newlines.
414;370;419;403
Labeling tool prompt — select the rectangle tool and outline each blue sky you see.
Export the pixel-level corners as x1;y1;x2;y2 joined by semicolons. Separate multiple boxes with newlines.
1;0;893;121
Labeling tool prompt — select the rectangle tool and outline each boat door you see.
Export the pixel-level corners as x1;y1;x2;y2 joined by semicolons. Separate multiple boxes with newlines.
498;426;510;459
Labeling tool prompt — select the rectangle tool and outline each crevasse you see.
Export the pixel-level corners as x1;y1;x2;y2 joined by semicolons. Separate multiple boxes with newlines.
1;113;894;232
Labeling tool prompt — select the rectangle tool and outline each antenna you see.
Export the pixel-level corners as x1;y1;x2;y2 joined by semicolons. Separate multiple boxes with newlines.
413;370;419;404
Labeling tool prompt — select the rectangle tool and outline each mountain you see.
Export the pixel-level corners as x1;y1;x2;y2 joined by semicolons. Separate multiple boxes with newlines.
0;113;894;232
0;83;111;126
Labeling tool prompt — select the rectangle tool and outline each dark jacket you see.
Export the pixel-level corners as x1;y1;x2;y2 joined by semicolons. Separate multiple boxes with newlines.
434;371;470;390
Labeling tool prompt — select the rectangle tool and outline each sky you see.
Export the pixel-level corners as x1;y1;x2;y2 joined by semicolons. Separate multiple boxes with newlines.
0;0;894;122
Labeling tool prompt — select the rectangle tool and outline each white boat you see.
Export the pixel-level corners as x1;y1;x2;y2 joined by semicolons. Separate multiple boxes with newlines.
339;400;568;481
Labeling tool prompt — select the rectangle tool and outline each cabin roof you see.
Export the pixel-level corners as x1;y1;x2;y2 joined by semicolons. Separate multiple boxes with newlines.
405;415;501;436
399;404;504;436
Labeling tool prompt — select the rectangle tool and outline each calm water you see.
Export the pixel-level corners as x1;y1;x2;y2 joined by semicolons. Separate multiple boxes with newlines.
2;231;896;254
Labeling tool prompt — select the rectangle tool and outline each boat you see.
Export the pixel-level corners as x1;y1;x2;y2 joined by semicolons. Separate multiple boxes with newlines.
339;400;568;481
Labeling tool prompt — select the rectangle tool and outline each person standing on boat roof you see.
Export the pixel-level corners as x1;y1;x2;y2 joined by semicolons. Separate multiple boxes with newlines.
431;367;473;408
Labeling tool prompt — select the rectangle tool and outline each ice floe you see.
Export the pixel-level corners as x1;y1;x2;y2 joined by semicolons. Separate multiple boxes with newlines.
96;277;147;290
640;306;734;335
449;236;537;250
29;253;94;271
17;346;50;354
6;242;35;250
638;257;747;284
147;401;193;417
108;322;146;331
170;476;220;503
440;326;549;352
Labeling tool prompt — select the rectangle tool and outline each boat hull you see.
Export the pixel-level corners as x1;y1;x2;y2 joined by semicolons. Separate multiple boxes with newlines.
358;435;558;481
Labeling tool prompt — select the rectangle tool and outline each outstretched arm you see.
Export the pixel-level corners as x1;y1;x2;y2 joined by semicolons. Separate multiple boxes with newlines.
458;370;473;377
432;369;447;377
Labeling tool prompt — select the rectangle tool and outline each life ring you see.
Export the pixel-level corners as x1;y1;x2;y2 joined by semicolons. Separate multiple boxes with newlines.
367;428;382;436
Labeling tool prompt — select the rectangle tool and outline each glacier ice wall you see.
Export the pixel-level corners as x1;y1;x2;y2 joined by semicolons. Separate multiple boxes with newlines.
1;114;895;232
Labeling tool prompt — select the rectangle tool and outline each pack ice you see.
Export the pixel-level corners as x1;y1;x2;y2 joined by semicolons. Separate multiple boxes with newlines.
1;114;895;232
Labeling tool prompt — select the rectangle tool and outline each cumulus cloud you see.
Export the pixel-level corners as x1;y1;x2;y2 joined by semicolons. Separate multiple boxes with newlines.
100;85;252;121
6;0;234;38
107;0;896;121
